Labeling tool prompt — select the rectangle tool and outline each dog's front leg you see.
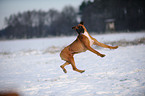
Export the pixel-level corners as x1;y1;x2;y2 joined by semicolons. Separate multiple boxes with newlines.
93;38;118;49
86;46;105;57
79;35;105;57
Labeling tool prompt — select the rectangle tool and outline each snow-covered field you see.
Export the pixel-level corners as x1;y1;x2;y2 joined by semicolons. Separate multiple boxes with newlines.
0;32;145;96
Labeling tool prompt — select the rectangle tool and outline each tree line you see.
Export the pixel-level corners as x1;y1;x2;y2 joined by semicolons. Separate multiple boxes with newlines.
0;0;145;39
0;6;78;39
80;0;145;32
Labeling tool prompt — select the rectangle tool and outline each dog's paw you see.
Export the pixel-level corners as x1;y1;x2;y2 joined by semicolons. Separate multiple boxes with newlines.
63;69;67;73
100;54;105;57
114;46;118;49
80;70;85;73
60;66;67;73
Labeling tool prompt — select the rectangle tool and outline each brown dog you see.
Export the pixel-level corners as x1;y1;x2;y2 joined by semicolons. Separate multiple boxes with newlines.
60;22;118;73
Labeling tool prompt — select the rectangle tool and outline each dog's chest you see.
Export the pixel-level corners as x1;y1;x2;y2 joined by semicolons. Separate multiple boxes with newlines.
83;32;94;46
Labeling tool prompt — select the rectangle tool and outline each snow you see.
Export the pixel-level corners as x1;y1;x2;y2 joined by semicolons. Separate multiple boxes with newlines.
0;32;145;96
0;32;144;53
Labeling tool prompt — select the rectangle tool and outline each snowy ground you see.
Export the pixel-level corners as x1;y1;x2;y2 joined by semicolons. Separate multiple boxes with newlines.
0;32;145;96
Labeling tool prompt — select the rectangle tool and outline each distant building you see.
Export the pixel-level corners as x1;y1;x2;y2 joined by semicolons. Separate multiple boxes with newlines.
105;19;115;32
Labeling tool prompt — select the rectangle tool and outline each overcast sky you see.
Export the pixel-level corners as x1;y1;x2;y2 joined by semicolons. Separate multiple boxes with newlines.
0;0;84;29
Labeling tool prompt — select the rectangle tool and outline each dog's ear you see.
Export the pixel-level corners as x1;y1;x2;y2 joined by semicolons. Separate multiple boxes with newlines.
80;21;84;25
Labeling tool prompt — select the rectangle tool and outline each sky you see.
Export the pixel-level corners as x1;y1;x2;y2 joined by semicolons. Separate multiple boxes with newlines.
0;0;84;29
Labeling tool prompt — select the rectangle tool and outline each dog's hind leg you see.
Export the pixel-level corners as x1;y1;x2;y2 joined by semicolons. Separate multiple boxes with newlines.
60;62;70;73
69;56;85;73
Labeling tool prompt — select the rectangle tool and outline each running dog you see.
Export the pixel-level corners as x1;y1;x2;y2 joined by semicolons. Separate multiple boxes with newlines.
60;22;118;73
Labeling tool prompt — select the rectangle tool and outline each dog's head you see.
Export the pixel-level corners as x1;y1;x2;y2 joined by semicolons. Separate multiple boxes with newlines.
72;22;87;34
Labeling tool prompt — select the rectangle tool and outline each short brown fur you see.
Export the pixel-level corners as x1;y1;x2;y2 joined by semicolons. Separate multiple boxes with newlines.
60;22;118;73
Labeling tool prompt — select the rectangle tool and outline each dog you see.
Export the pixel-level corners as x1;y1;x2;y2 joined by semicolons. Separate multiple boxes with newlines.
60;22;118;73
